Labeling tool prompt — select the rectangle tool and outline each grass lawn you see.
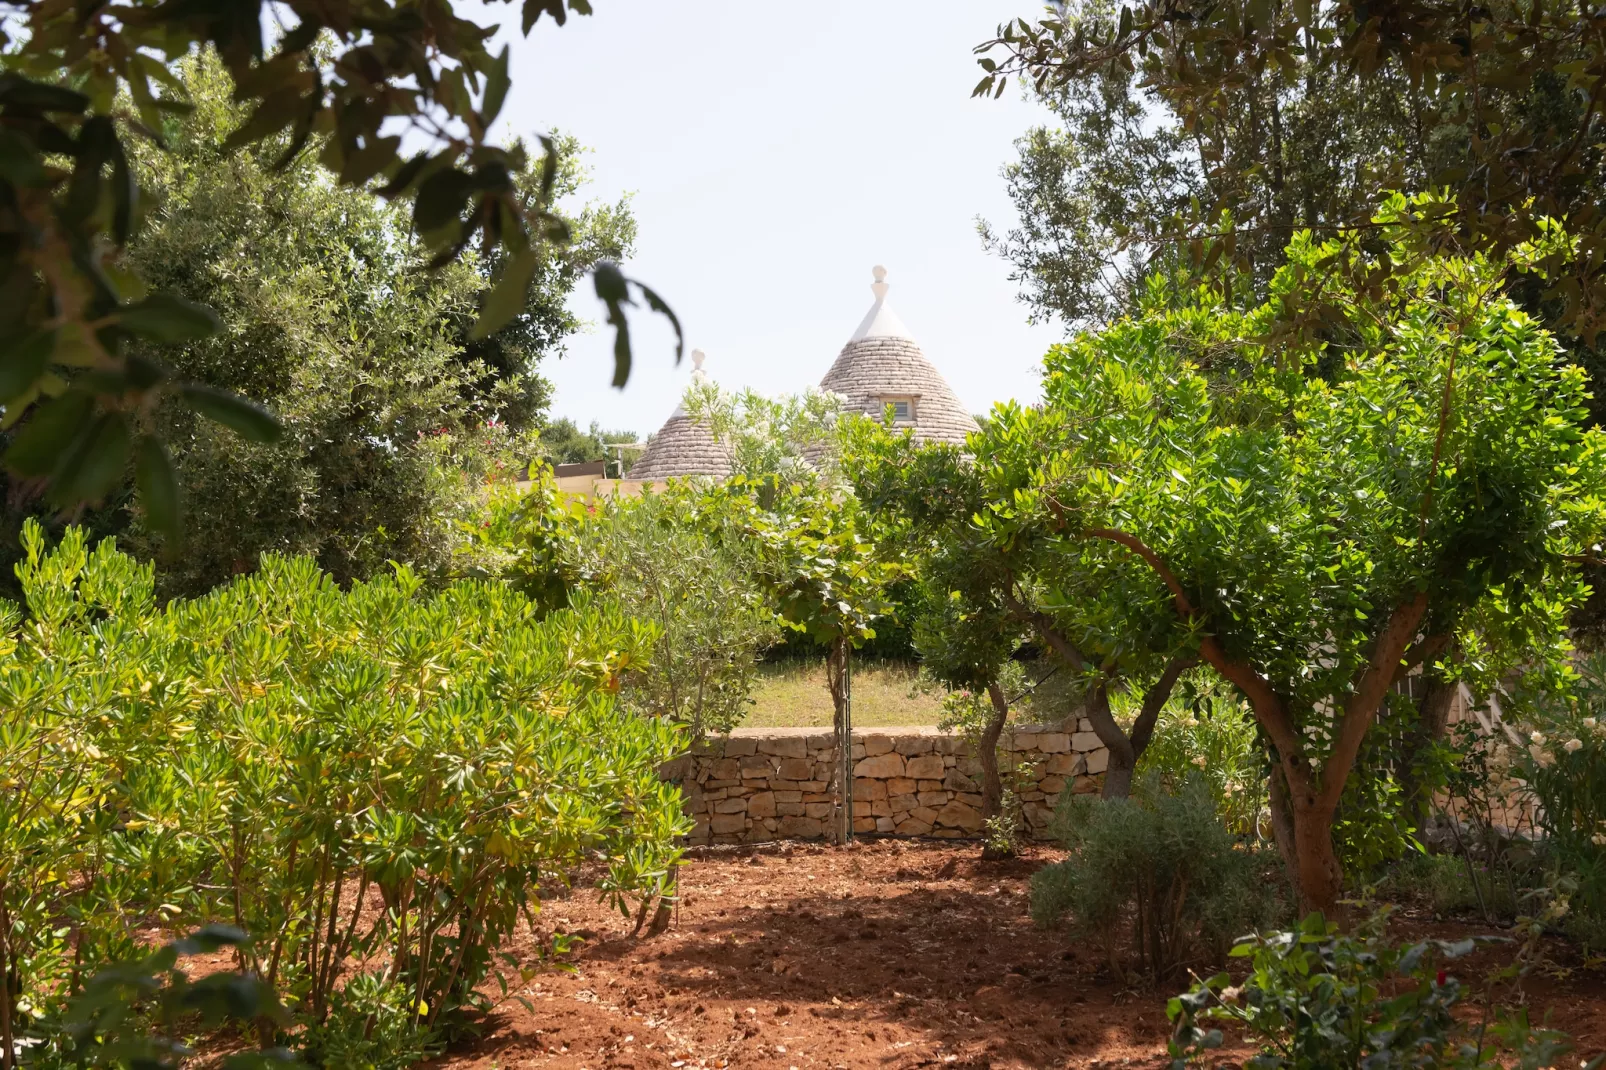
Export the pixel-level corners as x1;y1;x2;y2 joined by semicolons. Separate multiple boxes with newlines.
743;657;945;728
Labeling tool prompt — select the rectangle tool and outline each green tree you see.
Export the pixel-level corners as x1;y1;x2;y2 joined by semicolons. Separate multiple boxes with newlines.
570;487;780;743
976;0;1606;419
1;0;679;528
982;203;1604;913
4;53;634;596
538;418;641;472
846;419;1197;802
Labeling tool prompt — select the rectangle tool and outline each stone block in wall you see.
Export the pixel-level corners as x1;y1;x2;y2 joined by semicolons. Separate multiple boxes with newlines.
876;816;896;832
714;797;747;814
1010;731;1039;751
937;737;962;755
957;757;982;777
870;799;892;817
854;753;905;778
1085;750;1109;774
851;743;866;760
894;736;934;755
758;736;807;758
704;778;738;789
739;756;773;779
895;816;933;836
724;737;758;757
1073;774;1100;794
943;768;976;792
905;754;944;779
1040;776;1066;794
917;790;949;807
854;816;877;833
911;805;940;825
888;793;917;813
710;758;740;781
777;815;825;839
777;758;813;780
806;732;834;750
1078;719;1094;732
777;801;805;816
710;813;746;834
774;790;802;803
1037;732;1071;753
853;777;888;801
1021;790;1044;802
955;792;984;809
917;779;944;792
887;776;917;796
1071;731;1102;752
1044;753;1079;777
805;802;832;819
748;792;777;818
863;734;894;756
936;800;983;831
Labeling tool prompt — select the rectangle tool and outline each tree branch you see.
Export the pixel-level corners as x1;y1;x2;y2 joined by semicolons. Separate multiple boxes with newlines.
1320;590;1430;813
1129;656;1198;759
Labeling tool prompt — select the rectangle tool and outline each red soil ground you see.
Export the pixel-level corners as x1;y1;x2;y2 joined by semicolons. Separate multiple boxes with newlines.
429;840;1606;1070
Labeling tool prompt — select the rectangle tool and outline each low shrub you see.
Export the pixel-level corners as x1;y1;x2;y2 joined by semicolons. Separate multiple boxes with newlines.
1167;909;1579;1070
1030;775;1284;982
1374;852;1524;920
0;522;689;1067
1136;682;1266;840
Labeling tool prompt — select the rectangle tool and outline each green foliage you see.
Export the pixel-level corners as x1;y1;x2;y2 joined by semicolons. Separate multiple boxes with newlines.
1167;910;1578;1070
31;53;632;595
1;0;679;524
1031;776;1283;982
1136;680;1266;839
0;520;687;1066
32;926;294;1069
1517;651;1606;947
980;204;1605;908
568;487;780;742
683;383;846;483
538;418;641;471
976;0;1606;353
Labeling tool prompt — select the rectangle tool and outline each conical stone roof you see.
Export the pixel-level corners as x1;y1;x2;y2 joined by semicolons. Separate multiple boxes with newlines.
818;266;977;446
625;350;733;481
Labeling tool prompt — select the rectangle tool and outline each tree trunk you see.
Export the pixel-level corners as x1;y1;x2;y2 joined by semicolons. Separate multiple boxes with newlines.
980;681;1010;819
1290;792;1345;919
1085;681;1140;800
1400;672;1458;836
1267;761;1299;879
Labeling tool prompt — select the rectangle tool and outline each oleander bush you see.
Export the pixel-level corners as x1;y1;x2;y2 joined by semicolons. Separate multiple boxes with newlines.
0;521;689;1067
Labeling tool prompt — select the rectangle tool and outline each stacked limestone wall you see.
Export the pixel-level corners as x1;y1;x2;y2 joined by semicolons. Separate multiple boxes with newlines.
671;724;1111;846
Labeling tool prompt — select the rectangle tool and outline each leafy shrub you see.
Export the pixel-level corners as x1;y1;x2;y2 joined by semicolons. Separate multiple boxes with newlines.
574;488;780;741
0;522;689;1066
1167;909;1578;1070
1517;652;1606;949
1031;775;1284;982
1135;681;1265;838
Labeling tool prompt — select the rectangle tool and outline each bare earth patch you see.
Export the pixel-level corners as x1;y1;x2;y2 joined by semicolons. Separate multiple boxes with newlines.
430;841;1606;1070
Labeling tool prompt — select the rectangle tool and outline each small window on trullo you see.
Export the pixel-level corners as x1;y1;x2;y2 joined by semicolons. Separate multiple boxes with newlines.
880;397;916;423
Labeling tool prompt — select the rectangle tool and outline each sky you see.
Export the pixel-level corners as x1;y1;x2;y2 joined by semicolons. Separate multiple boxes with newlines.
489;1;1066;439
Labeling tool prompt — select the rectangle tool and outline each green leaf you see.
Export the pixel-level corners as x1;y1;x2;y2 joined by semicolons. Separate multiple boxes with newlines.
180;384;283;443
0;328;54;402
481;45;510;128
135;436;181;541
472;248;539;340
49;411;131;504
118;294;222;343
4;391;94;475
0;128;45;186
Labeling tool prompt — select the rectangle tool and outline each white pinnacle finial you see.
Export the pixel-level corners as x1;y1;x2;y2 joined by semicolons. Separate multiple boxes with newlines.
871;265;889;301
692;348;706;371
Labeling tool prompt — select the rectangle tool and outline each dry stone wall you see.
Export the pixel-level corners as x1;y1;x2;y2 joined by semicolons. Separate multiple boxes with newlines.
670;724;1111;846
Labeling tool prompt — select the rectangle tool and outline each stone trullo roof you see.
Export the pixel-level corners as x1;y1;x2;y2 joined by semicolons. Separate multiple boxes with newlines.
625;350;733;481
818;266;978;447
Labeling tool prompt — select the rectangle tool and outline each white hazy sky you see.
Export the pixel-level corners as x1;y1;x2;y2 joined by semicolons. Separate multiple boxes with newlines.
492;1;1064;438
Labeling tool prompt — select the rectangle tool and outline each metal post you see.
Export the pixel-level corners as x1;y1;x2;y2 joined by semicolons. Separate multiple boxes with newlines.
842;646;854;842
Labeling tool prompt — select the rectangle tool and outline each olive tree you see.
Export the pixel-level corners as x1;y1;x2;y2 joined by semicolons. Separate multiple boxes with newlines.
984;199;1606;913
